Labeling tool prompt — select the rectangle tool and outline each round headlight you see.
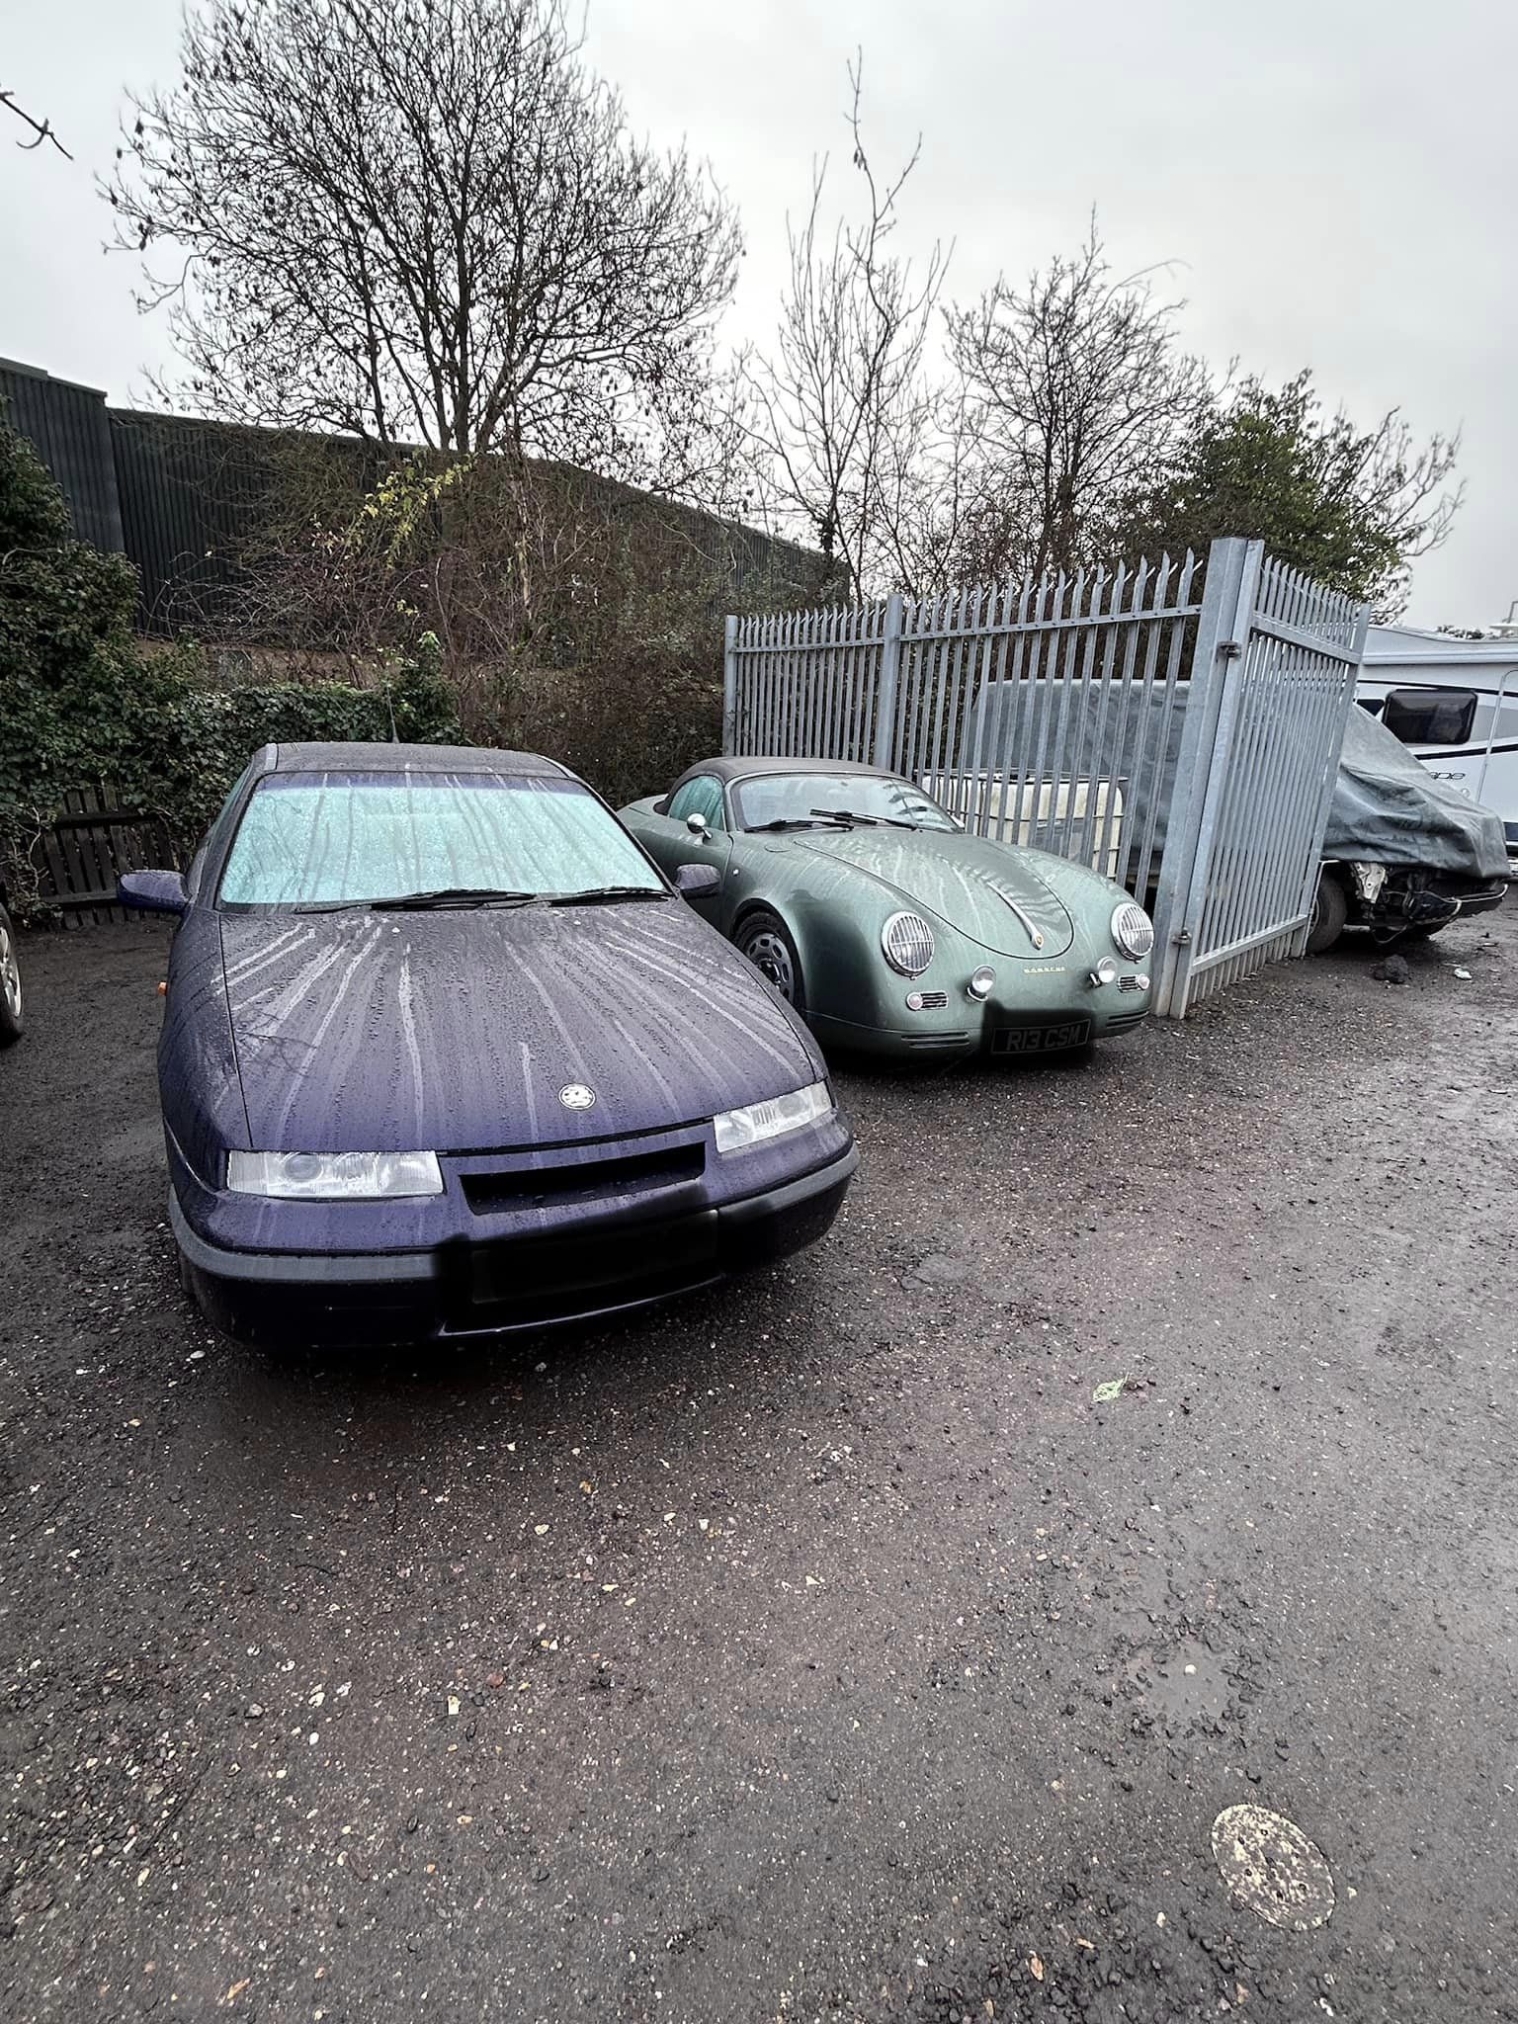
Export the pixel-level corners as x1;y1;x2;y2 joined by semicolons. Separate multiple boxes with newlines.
881;911;935;977
1111;900;1154;960
967;965;995;1001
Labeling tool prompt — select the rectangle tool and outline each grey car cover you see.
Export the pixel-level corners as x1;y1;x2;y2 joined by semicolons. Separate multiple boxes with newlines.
1323;703;1509;879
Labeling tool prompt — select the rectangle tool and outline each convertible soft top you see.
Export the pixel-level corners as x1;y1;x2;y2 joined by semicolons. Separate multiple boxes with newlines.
672;754;890;791
263;741;569;776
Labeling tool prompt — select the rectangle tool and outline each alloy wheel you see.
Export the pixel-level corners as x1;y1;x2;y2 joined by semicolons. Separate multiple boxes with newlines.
0;920;20;1022
741;927;796;1002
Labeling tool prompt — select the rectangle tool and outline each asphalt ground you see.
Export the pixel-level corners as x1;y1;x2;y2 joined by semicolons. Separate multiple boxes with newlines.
1;910;1515;2024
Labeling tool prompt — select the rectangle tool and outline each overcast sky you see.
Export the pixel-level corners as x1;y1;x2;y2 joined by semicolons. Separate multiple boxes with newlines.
3;0;1514;625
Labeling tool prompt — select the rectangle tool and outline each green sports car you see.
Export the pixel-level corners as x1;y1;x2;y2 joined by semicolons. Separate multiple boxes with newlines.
620;757;1156;1060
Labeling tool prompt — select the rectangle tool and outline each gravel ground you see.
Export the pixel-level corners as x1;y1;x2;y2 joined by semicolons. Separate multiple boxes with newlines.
1;911;1515;2024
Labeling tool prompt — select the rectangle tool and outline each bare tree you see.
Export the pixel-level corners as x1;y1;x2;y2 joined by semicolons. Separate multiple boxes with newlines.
741;61;948;599
106;0;739;485
1;87;70;157
946;226;1213;582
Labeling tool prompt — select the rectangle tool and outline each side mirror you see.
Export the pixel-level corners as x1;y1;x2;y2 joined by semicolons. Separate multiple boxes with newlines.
119;869;188;917
674;863;720;899
686;811;712;838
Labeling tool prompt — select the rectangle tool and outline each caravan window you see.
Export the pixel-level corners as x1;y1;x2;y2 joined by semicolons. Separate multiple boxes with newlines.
1381;688;1478;747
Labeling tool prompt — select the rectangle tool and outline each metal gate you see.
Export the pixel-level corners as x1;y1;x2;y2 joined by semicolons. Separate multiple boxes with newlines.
724;537;1367;1016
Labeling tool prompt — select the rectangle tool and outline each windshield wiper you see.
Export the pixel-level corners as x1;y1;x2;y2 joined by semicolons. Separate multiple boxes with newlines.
546;886;669;907
808;807;920;830
751;816;850;831
366;887;542;911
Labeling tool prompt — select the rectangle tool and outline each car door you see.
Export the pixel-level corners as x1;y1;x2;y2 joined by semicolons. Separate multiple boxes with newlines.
643;775;732;923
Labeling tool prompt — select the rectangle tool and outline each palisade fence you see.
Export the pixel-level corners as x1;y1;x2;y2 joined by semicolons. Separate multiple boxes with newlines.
723;537;1369;1016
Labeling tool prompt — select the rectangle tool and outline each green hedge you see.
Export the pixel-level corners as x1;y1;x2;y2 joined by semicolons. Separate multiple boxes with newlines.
0;415;459;919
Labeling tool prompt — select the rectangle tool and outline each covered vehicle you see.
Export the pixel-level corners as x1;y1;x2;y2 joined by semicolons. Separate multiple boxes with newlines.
119;742;855;1347
1307;704;1510;951
620;758;1156;1060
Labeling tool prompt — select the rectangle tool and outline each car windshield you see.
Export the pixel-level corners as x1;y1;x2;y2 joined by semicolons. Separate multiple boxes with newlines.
217;770;666;911
730;772;959;832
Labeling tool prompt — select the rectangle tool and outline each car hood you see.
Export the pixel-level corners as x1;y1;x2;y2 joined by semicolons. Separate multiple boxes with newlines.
217;902;822;1154
787;829;1076;957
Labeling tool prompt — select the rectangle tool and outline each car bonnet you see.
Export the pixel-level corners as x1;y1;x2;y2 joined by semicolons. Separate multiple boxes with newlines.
785;828;1076;957
217;901;823;1154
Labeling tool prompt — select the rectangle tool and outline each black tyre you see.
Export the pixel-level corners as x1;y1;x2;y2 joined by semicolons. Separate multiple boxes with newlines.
734;908;806;1015
1306;871;1349;955
0;905;23;1047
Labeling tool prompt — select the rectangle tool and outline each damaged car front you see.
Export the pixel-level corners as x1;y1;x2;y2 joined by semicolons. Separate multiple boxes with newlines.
1307;704;1511;952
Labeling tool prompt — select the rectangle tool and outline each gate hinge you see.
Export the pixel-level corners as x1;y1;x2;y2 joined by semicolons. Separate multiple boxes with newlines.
1173;929;1192;945
1220;641;1244;660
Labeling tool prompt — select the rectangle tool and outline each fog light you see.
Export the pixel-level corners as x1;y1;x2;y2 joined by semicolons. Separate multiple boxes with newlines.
1089;957;1118;987
966;966;995;1001
906;990;925;1011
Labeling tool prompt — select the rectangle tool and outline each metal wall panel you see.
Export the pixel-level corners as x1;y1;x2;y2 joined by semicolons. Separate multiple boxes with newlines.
0;359;124;553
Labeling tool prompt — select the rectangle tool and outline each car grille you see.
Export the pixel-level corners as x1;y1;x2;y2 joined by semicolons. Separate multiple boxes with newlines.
1103;1010;1149;1034
910;990;949;1010
461;1143;705;1214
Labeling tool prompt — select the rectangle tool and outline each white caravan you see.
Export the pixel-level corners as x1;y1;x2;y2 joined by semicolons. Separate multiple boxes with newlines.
1358;619;1518;850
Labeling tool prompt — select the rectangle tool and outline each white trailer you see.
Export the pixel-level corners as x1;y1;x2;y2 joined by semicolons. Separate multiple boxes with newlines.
1358;620;1518;848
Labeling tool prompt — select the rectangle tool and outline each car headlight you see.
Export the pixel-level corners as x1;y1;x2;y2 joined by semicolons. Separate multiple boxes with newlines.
881;911;935;976
226;1150;444;1199
1111;901;1154;961
713;1080;833;1154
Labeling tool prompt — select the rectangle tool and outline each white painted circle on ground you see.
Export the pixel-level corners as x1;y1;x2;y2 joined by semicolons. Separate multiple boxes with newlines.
1211;1804;1335;1931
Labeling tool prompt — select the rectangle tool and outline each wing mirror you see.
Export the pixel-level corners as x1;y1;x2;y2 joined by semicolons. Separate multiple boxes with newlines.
674;863;720;899
685;811;712;838
118;869;188;917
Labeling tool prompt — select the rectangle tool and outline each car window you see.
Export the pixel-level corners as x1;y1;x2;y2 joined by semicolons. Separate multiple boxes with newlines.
666;775;726;830
730;772;958;831
217;770;664;909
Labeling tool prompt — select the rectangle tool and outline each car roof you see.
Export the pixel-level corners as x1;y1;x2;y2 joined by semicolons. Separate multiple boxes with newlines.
675;755;894;789
261;742;571;777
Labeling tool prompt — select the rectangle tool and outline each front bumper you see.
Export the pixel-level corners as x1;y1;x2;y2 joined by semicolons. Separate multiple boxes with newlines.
809;977;1152;1060
171;1144;857;1348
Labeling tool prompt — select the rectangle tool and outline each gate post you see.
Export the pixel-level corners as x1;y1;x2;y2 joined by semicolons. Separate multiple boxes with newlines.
1286;600;1370;956
873;593;906;771
722;614;739;756
1150;538;1263;1016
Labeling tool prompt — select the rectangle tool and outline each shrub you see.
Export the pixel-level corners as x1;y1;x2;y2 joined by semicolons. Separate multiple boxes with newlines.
0;416;459;918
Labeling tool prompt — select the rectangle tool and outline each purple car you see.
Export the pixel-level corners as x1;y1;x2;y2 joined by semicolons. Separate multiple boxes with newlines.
119;742;856;1348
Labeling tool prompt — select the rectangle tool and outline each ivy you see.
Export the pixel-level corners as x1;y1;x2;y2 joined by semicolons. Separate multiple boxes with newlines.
0;417;460;919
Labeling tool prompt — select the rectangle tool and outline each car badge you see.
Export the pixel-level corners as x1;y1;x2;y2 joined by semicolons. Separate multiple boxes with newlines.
558;1083;597;1112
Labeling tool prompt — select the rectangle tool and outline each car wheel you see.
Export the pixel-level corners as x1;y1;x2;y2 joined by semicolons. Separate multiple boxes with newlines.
1306;872;1348;955
735;908;806;1014
0;905;23;1046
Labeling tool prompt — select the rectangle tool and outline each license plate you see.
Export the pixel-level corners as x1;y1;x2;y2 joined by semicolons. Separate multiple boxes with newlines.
992;1017;1092;1055
468;1216;718;1309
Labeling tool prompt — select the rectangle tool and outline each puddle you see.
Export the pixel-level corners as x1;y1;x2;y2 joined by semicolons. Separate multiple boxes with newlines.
1125;1639;1233;1725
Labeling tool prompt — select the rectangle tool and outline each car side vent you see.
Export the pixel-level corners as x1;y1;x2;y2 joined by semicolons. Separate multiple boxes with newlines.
462;1144;704;1214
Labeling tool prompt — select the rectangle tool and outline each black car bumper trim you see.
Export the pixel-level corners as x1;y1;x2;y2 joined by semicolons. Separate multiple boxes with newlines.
168;1143;859;1339
714;1145;858;1225
169;1193;440;1285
